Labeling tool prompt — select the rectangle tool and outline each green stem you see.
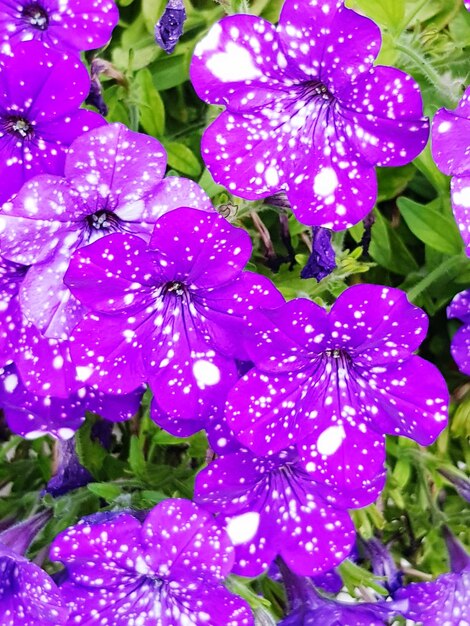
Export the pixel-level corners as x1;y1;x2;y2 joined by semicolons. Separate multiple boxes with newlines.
407;255;464;302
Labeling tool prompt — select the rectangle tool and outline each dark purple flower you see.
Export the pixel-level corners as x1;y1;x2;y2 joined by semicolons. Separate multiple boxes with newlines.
195;446;383;577
0;543;68;625
279;561;394;626
361;537;402;595
226;284;448;493
44;437;93;496
438;467;470;502
392;530;470;625
64;207;283;434
0;41;104;205
300;227;336;281
432;86;470;256
190;0;428;230
0;0;118;55
0;510;51;555
154;0;186;54
447;289;470;375
0;123;213;339
50;498;254;625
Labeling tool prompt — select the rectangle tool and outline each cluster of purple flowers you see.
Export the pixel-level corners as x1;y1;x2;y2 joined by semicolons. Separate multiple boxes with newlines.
0;0;468;624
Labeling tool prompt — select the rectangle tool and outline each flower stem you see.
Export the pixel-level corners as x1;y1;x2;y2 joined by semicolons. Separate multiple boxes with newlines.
394;42;460;108
406;255;465;303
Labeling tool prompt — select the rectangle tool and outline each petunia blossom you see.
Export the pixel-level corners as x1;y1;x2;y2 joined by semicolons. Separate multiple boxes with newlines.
0;41;104;205
392;529;470;625
0;361;143;439
64;207;283;434
190;0;428;230
432;85;470;256
278;561;394;626
0;0;118;55
0;514;68;625
50;498;254;625
226;284;448;493
194;445;384;577
447;289;470;375
0;123;213;338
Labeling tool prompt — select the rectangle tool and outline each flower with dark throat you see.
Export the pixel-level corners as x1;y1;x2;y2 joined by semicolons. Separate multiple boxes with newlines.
194;445;384;577
50;499;254;625
190;0;428;230
0;123;213;339
64;207;283;434
226;284;448;493
0;0;118;55
0;41;104;205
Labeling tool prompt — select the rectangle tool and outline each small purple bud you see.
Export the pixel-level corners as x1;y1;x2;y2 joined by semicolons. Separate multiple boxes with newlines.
44;438;93;497
362;537;403;594
438;467;470;503
443;527;470;573
86;76;108;116
0;510;51;555
154;0;186;54
301;227;336;281
361;211;375;255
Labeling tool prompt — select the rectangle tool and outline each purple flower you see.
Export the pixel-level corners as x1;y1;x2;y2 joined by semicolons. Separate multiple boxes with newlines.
190;0;428;230
300;227;336;281
447;289;470;375
392;530;470;625
0;513;68;625
154;0;186;54
195;445;383;577
0;41;104;205
226;284;448;493
361;537;402;595
279;562;394;626
50;498;254;625
0;362;85;439
432;86;470;256
44;437;93;496
0;256;27;366
64;207;283;434
0;123;212;338
0;0;118;55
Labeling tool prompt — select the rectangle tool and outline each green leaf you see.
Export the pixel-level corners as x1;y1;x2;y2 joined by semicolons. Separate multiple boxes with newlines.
377;164;416;203
135;68;165;137
87;483;122;502
346;0;404;30
164;141;202;177
105;85;130;127
150;53;189;90
142;0;166;34
129;435;148;481
397;197;463;255
75;416;108;480
369;209;419;275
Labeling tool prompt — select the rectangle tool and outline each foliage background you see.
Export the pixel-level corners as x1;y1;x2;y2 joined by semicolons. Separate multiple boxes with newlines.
2;0;470;621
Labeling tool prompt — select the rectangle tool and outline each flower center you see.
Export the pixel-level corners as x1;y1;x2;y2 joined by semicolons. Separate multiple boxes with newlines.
2;115;34;141
162;281;186;297
86;210;122;233
306;80;332;101
21;2;49;30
